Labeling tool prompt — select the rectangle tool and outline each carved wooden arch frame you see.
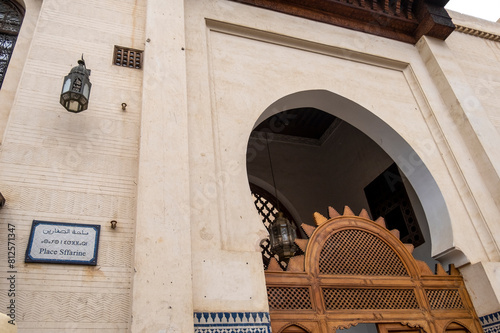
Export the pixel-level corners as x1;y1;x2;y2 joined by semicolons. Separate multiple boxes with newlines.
441;320;474;332
278;322;312;333
304;216;420;278
265;210;483;333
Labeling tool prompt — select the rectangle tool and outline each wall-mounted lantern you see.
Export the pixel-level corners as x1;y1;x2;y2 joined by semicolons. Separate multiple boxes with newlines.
60;56;92;113
0;192;5;208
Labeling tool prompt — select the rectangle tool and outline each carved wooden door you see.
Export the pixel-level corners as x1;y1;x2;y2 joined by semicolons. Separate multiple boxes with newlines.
264;206;482;333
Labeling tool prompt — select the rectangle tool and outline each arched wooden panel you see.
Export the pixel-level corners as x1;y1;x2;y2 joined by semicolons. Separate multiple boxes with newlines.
318;228;409;276
281;323;310;333
445;322;470;333
378;323;424;333
264;207;483;333
304;214;421;279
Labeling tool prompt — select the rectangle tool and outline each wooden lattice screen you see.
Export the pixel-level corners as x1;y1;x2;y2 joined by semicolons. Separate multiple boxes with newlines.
265;206;483;333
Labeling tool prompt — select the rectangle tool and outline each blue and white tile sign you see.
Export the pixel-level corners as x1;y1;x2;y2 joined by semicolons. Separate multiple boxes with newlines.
25;221;100;265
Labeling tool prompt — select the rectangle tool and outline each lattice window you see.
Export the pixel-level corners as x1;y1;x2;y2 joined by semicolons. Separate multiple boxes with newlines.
319;229;409;276
0;0;23;89
426;289;465;310
113;46;143;69
251;183;303;270
365;163;425;247
267;287;312;310
323;288;419;310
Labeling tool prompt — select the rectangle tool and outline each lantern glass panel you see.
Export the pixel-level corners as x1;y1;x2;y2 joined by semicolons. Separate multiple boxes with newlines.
281;226;289;241
68;100;80;112
83;84;89;98
62;78;71;93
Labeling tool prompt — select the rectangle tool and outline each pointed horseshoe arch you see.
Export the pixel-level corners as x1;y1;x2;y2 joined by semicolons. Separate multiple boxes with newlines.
254;90;467;266
264;209;482;333
279;323;311;333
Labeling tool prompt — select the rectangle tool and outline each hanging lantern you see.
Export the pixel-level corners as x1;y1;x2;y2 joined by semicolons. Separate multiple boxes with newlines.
269;212;298;261
60;56;92;113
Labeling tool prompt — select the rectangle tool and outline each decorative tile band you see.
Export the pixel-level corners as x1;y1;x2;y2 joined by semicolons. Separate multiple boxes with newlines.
480;311;500;333
194;312;271;333
455;25;500;42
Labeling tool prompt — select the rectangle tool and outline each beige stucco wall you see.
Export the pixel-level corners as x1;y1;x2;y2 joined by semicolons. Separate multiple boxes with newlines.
185;0;500;317
0;0;145;331
446;11;500;139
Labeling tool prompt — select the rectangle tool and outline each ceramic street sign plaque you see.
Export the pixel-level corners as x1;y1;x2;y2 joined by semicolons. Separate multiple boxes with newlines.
25;221;100;265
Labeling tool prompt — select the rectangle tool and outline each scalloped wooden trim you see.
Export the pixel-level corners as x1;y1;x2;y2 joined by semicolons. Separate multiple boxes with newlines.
328;206;340;218
416;260;434;275
267;257;283;272
435;263;447;276
359;208;371;219
294;238;308;253
286;255;305;272
313;212;328;226
301;223;316;238
374;216;386;228
343;205;355;216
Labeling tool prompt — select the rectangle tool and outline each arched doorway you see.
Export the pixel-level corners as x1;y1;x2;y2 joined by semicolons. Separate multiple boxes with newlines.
247;90;468;267
245;90;480;333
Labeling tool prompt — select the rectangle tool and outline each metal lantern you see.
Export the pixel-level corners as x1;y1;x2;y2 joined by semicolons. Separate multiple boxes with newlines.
269;212;298;260
60;56;92;113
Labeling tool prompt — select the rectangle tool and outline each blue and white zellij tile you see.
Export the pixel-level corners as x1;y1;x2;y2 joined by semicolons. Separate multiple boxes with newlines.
194;312;271;333
480;311;500;333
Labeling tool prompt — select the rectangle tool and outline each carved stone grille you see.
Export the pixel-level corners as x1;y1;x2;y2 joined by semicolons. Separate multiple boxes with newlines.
0;0;23;89
323;288;419;310
113;46;143;69
267;287;312;310
426;289;465;310
319;229;409;276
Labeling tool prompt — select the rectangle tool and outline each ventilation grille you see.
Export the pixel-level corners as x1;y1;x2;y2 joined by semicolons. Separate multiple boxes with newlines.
113;46;143;69
267;287;312;310
323;288;419;310
426;289;465;310
319;229;409;276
